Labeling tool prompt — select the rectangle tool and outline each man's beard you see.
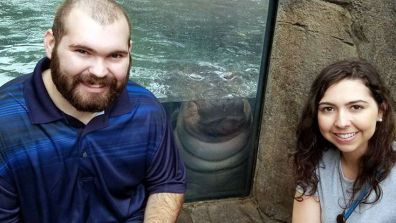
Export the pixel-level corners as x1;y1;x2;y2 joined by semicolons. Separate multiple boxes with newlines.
50;51;130;113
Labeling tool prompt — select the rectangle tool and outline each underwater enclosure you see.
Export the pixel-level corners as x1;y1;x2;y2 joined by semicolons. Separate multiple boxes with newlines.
0;0;272;201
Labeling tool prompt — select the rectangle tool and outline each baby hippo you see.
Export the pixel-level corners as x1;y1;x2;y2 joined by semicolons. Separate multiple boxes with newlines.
174;98;252;200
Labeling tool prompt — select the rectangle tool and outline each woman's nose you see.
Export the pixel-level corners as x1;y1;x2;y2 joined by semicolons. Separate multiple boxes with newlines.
334;111;351;128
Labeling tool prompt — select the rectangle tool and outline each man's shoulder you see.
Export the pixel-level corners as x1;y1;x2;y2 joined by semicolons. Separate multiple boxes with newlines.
0;74;31;100
126;80;154;95
125;80;160;104
0;75;31;127
123;81;168;122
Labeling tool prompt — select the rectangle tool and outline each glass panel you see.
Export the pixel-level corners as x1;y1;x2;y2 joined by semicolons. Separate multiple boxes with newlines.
163;98;257;201
0;0;271;201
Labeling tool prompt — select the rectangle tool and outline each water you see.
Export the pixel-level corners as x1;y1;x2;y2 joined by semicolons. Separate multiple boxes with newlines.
0;0;268;102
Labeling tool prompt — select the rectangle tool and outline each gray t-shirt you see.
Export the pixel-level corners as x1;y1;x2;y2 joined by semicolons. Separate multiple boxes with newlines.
315;147;396;223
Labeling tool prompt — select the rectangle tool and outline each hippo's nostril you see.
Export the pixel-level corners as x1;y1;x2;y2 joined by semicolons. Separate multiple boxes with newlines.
196;118;247;137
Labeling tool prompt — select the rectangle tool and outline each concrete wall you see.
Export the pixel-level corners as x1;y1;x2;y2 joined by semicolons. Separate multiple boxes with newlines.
179;0;396;222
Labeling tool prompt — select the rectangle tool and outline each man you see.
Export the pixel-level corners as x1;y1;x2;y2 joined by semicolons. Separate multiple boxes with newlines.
0;0;186;222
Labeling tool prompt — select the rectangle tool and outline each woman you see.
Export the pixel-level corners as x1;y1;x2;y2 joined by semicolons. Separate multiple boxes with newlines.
292;59;396;223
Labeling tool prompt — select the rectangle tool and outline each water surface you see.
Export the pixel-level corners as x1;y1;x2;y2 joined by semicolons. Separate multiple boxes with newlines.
0;0;268;101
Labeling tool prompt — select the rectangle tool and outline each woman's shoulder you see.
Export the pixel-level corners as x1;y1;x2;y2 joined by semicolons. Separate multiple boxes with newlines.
386;141;396;180
318;148;339;169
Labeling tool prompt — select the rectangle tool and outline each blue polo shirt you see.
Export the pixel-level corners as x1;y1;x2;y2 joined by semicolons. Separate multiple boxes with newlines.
0;58;186;223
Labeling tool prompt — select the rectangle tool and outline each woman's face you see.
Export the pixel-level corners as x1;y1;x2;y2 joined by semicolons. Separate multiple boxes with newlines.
317;79;383;158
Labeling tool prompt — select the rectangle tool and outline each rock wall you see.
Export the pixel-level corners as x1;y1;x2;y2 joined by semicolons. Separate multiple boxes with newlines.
254;0;396;222
179;0;396;222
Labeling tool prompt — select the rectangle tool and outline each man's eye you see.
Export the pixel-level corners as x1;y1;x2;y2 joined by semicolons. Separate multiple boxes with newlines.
76;49;88;54
111;53;123;59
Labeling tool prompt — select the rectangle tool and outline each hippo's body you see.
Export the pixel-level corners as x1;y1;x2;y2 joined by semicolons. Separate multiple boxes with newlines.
174;98;252;200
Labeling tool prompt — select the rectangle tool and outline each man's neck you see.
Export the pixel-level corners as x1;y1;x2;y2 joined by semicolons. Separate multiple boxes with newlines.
42;69;98;125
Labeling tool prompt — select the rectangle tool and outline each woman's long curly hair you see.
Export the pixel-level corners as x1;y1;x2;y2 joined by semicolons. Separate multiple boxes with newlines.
294;58;396;204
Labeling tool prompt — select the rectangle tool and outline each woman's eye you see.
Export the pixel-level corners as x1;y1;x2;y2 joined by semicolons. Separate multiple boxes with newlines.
351;105;364;111
320;107;334;112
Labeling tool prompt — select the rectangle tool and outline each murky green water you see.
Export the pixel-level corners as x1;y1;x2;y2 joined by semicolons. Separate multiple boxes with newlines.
0;0;268;102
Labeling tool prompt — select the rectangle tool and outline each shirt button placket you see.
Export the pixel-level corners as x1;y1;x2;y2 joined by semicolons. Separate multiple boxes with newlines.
78;129;87;158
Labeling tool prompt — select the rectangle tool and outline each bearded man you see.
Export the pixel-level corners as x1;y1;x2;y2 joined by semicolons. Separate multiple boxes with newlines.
0;0;186;222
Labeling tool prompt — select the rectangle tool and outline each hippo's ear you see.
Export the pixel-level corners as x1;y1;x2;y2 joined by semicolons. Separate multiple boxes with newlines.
44;29;56;59
243;99;252;117
170;107;180;129
185;101;199;118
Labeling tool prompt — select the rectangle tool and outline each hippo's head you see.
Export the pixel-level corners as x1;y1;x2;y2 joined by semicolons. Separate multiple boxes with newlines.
178;98;251;142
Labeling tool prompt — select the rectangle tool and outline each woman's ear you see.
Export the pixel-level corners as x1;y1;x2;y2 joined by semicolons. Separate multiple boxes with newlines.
44;29;56;59
378;103;387;122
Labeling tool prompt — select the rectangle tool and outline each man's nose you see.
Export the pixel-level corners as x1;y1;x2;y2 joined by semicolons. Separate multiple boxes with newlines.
89;58;108;77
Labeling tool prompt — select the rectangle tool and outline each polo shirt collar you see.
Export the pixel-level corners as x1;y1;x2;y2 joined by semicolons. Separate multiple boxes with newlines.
24;57;133;124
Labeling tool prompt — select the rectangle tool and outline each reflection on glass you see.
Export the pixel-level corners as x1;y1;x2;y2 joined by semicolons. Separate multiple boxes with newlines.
0;0;270;201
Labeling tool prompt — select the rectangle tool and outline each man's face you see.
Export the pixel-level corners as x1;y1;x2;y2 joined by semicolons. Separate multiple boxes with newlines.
49;8;131;112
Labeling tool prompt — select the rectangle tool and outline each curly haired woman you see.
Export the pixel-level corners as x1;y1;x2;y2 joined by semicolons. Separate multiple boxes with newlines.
292;59;396;223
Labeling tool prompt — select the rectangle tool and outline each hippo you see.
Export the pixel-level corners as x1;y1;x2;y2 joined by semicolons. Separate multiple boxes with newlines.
174;97;252;201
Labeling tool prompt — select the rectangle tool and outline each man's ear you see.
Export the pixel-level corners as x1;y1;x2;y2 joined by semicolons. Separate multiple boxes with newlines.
128;40;133;52
44;29;56;59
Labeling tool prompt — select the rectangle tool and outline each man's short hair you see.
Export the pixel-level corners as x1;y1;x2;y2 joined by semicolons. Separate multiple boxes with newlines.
52;0;131;42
